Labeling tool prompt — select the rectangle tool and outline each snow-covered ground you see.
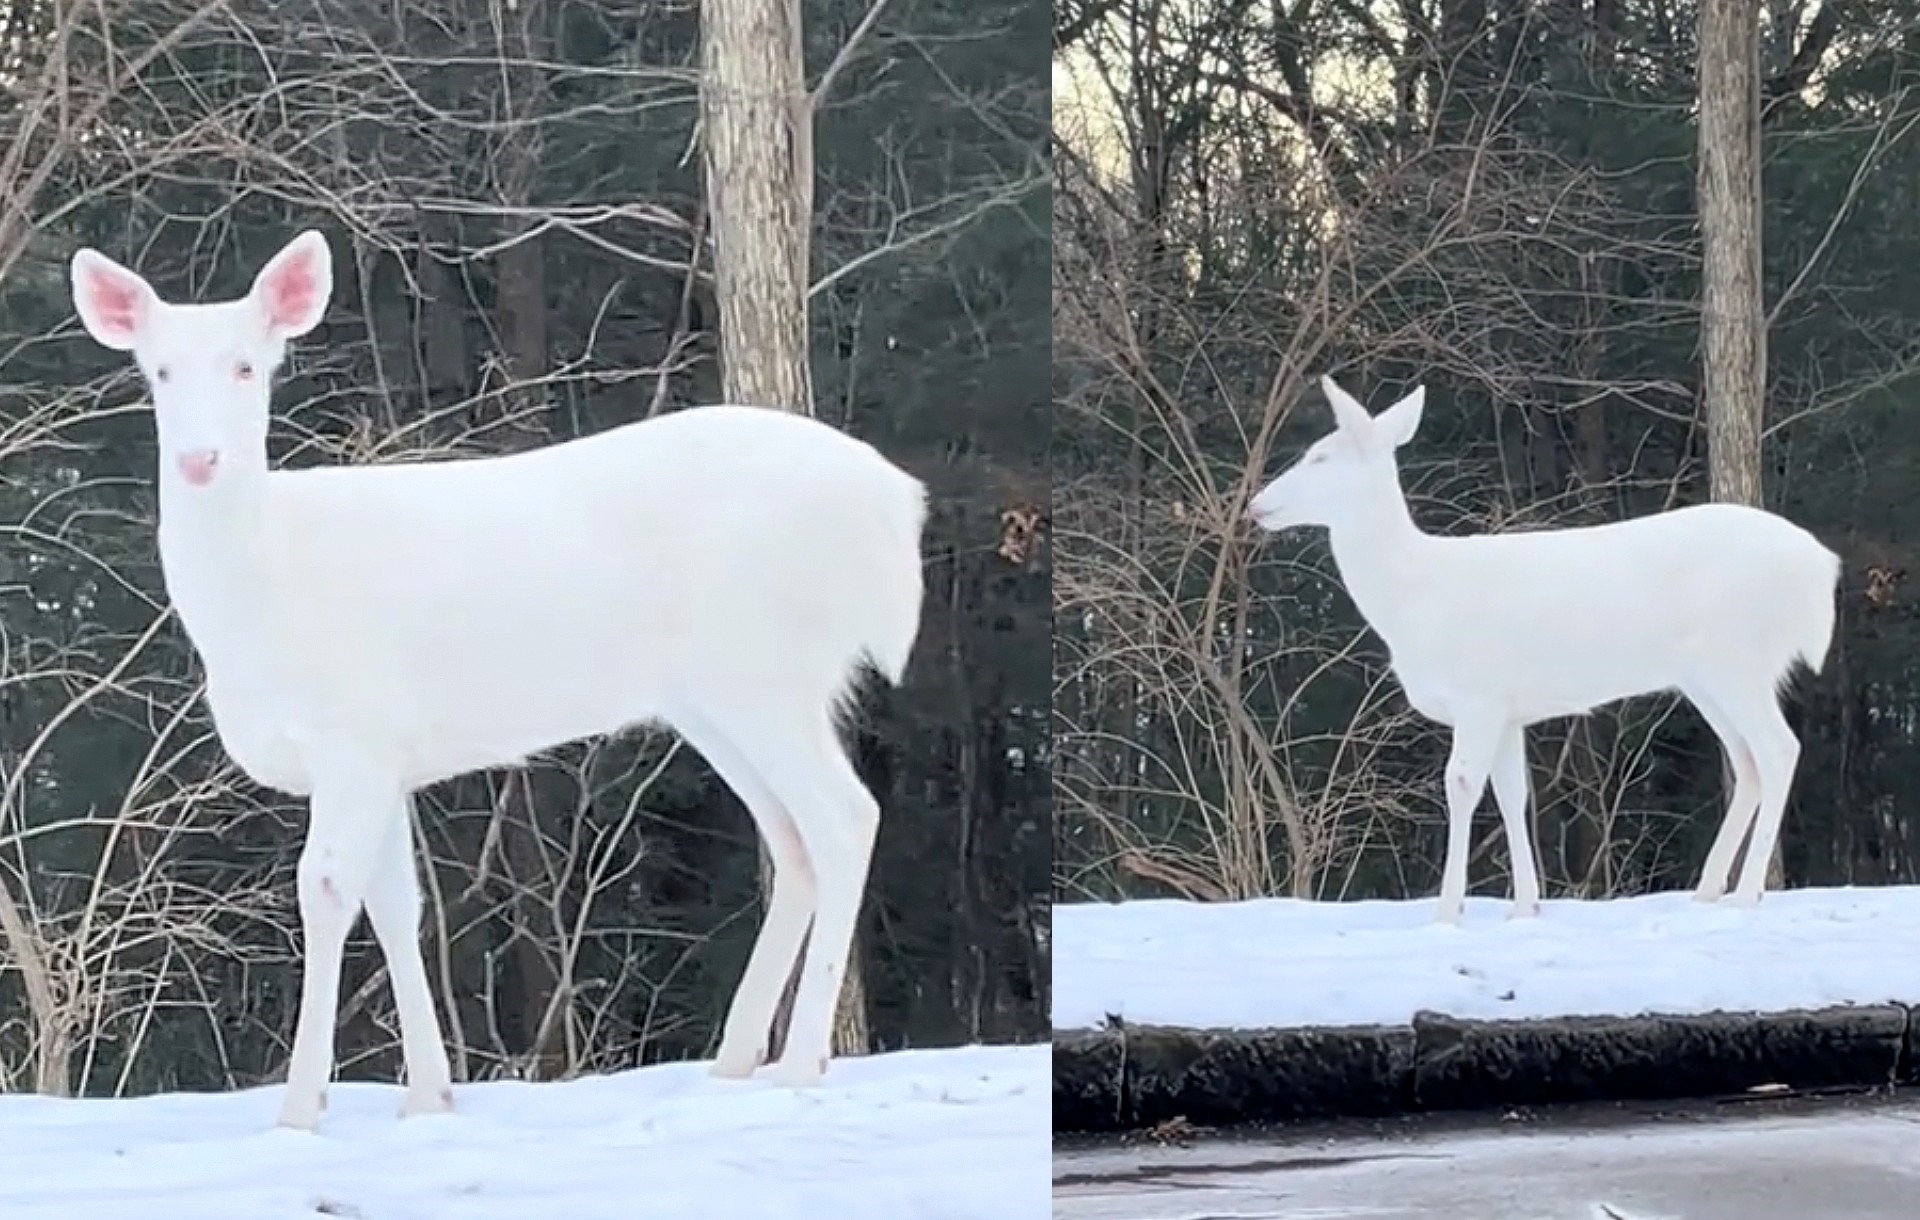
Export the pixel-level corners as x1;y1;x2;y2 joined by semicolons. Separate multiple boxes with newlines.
1054;887;1920;1031
0;1044;1048;1220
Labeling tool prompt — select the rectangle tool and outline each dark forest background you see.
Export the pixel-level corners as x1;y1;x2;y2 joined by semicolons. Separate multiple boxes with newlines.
0;0;1047;1096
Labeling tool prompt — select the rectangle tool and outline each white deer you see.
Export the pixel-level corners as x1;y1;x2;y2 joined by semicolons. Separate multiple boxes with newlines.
68;230;927;1130
1248;375;1839;923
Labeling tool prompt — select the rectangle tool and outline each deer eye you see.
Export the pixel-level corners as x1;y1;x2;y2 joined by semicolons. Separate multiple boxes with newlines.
235;361;255;381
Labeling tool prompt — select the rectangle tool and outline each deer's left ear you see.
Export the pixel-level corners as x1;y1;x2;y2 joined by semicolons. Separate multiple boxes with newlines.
1376;386;1425;449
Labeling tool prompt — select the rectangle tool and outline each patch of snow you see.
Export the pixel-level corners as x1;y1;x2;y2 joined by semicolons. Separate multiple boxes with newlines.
1053;887;1920;1030
0;1044;1049;1220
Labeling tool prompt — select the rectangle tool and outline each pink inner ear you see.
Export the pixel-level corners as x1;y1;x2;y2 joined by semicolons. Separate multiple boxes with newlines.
82;265;145;340
262;251;320;331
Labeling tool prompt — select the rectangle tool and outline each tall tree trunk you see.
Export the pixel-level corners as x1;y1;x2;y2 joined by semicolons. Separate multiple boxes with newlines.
1698;0;1783;888
489;0;552;449
1699;0;1764;510
699;0;812;414
698;0;871;1059
485;0;563;1078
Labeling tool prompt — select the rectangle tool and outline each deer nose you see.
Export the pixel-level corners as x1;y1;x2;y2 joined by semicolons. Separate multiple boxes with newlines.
177;449;220;486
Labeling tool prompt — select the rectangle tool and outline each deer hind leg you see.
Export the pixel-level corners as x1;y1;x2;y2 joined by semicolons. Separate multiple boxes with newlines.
280;764;403;1131
676;705;818;1080
361;799;455;1117
1436;716;1506;924
743;712;880;1087
1488;723;1542;918
1686;686;1764;903
1723;686;1802;906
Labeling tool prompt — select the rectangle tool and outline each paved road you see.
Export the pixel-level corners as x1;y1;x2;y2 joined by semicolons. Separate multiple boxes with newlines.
1053;1093;1920;1219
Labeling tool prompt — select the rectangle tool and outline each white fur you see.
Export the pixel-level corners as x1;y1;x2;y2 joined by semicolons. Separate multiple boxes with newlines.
69;231;927;1130
1249;375;1839;923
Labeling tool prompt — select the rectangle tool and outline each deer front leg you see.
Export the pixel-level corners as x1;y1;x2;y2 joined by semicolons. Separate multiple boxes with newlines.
361;799;455;1117
1436;717;1505;924
278;767;403;1132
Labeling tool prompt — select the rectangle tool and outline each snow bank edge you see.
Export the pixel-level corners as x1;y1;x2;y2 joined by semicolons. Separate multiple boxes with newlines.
1052;1005;1916;1134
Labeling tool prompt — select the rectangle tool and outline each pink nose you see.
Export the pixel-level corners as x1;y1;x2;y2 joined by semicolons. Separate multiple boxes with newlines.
177;449;220;486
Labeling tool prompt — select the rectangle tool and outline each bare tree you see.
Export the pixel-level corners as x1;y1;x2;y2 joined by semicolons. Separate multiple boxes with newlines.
697;0;876;1057
1697;0;1783;887
0;0;279;1097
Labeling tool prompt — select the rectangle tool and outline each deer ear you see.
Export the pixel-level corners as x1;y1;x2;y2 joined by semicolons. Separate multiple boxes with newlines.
1321;375;1374;436
70;249;156;352
249;230;333;340
1376;386;1426;449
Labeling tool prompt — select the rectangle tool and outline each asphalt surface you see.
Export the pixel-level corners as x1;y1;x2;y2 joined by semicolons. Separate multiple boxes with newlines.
1052;1090;1920;1219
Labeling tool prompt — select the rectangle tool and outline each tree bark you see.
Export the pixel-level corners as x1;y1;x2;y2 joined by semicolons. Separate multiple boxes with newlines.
485;0;563;1077
698;0;871;1058
1697;0;1783;888
1698;0;1765;510
700;0;812;414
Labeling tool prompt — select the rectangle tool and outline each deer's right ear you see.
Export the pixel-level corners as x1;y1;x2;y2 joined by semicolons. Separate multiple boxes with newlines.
1321;375;1374;436
70;249;155;352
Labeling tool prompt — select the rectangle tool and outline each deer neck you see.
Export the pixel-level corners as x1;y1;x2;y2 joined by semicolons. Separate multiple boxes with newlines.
156;464;276;669
1323;474;1429;647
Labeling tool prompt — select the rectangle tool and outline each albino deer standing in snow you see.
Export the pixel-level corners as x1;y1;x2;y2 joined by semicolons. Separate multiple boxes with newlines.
1248;375;1839;923
69;230;927;1130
